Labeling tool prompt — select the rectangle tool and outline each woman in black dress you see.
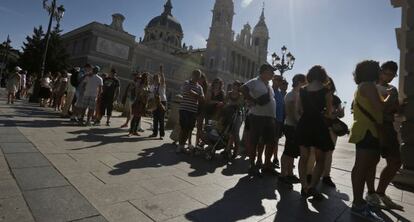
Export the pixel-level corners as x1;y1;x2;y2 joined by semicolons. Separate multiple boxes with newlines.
296;65;334;199
204;78;225;121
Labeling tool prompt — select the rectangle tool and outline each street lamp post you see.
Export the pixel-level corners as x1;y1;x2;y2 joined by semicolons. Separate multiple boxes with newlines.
29;0;65;103
0;36;11;79
271;45;295;77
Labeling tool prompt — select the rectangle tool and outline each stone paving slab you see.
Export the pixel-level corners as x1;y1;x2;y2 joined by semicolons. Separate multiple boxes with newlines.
0;142;37;154
0;179;21;199
76;183;154;207
13;166;69;191
1;95;413;222
137;175;195;195
0;195;35;222
0;169;12;181
64;172;106;189
0;99;108;222
5;152;50;169
130;191;206;221
0;127;22;135
96;201;153;222
23;185;101;222
0;135;30;143
178;183;227;206
73;215;108;222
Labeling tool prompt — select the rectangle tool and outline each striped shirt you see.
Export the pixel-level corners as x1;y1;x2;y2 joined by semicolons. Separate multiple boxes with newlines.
179;80;204;113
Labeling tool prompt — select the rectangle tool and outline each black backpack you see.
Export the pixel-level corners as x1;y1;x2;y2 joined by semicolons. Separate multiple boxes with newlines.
70;71;79;88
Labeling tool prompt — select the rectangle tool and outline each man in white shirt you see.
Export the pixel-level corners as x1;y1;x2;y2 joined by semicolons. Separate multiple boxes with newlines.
241;64;277;176
77;65;103;126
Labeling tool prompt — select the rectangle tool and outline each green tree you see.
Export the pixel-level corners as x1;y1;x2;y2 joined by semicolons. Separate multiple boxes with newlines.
19;25;69;77
19;26;45;75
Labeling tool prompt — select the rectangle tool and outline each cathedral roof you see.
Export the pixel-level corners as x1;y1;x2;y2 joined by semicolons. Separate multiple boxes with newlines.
253;6;269;36
254;7;267;29
146;0;183;34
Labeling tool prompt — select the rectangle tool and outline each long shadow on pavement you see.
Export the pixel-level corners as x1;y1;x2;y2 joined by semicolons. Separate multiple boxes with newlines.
1;118;74;128
109;143;249;177
185;176;279;221
66;127;161;150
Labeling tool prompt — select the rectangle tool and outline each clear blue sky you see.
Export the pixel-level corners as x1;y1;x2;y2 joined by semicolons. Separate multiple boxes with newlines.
0;0;401;123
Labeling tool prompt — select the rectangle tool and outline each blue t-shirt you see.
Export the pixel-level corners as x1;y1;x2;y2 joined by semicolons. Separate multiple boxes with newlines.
274;88;285;123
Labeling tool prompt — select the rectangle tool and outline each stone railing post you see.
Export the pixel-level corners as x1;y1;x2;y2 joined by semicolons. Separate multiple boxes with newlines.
391;0;414;187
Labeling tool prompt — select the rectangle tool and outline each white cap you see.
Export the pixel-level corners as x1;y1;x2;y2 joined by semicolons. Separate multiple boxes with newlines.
15;66;22;72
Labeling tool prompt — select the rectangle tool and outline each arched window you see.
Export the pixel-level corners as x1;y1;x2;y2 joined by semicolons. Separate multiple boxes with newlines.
209;58;215;69
254;38;260;46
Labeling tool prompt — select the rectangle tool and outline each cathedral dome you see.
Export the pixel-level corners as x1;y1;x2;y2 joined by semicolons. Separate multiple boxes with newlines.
147;14;183;34
145;0;183;34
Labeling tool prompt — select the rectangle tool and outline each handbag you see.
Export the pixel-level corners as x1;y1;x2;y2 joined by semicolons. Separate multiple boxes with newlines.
329;118;349;137
356;102;388;147
255;81;271;106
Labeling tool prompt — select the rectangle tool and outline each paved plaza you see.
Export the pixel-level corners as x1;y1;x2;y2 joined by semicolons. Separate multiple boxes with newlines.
0;90;413;222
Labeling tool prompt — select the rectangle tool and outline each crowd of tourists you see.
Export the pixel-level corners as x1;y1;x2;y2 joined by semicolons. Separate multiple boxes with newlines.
2;59;403;222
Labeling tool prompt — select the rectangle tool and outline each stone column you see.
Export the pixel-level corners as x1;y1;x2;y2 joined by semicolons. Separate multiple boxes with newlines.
392;0;414;187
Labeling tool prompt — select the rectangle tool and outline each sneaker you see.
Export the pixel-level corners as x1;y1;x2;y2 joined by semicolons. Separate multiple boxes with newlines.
286;175;301;184
379;195;404;211
148;134;157;138
273;159;280;169
322;176;336;188
351;204;385;222
120;123;128;128
93;121;101;126
106;121;110;126
262;167;280;176
188;144;195;151
231;153;238;160
279;176;293;185
138;128;145;132
301;189;310;198
365;193;382;208
278;176;294;189
248;165;262;176
255;160;263;169
308;187;324;201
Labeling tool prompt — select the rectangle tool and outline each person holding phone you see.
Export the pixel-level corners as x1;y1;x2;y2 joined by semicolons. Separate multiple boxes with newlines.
176;69;204;153
149;66;167;139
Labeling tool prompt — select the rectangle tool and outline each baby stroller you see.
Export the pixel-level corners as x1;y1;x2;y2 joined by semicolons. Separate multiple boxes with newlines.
195;105;241;160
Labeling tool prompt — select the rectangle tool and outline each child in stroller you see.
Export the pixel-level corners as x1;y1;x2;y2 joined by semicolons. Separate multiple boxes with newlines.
195;104;242;160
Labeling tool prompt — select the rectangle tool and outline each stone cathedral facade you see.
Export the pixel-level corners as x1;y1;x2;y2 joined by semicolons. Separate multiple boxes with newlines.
205;0;269;83
62;0;270;96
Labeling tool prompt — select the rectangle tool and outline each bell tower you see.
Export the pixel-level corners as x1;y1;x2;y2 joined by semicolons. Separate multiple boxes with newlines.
205;0;234;78
252;6;269;65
